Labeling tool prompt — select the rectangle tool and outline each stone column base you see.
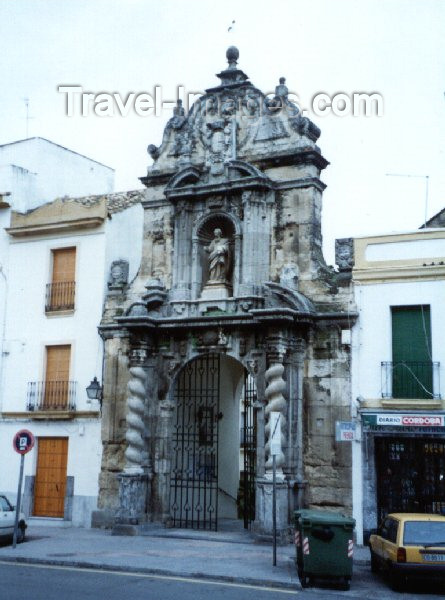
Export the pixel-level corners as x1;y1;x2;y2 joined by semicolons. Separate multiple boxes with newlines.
113;472;148;535
253;477;290;544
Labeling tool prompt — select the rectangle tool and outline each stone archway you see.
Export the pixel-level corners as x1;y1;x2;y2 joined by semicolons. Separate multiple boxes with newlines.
169;352;256;531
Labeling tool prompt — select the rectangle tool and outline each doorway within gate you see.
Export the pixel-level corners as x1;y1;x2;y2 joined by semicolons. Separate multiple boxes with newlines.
169;354;256;531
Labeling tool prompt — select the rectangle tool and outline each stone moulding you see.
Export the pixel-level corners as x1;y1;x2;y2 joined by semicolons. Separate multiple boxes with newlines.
6;217;104;237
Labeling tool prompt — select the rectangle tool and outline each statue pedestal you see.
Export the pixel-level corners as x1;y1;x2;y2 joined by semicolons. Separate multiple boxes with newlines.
113;472;148;535
200;282;230;300
254;476;289;544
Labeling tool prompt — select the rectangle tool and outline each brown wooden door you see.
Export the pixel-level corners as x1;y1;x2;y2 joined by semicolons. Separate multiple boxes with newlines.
50;247;76;309
44;345;71;409
34;438;68;517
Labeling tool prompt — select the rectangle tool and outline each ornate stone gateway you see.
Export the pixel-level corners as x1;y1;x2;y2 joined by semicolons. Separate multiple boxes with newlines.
97;48;355;537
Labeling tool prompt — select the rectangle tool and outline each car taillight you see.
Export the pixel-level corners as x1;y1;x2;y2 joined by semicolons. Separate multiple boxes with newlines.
397;547;406;563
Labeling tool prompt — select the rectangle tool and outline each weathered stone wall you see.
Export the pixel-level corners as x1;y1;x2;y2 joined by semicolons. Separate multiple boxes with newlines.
304;325;352;512
98;335;130;511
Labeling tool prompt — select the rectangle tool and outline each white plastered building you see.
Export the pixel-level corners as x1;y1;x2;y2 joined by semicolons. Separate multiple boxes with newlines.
350;228;445;544
0;192;143;527
0;137;145;528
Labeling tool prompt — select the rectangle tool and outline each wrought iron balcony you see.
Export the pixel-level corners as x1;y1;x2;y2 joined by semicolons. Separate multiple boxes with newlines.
381;361;441;399
27;381;77;411
45;281;75;312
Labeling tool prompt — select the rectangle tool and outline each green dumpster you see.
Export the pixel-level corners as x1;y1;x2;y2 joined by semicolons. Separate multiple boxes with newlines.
294;509;355;590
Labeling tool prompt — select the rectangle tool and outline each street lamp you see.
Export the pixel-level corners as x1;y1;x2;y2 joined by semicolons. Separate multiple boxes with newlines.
86;377;103;405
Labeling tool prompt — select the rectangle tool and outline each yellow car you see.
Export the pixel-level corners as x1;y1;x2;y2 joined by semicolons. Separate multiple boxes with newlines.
369;513;445;590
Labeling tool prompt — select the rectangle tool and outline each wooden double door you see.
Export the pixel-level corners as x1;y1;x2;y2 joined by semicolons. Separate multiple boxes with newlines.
34;438;68;518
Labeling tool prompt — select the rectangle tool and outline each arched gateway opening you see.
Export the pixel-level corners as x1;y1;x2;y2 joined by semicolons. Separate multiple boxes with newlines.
169;353;256;531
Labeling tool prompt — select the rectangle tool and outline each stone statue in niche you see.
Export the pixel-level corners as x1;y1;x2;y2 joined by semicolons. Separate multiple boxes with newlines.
206;228;230;283
108;260;129;291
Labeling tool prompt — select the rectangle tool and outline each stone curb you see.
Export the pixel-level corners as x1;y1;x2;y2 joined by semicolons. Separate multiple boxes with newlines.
0;555;302;591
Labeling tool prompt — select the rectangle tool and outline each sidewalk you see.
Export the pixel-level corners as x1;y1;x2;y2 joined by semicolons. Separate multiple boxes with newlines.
0;524;370;590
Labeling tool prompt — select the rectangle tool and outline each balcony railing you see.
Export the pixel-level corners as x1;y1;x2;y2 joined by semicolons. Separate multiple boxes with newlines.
27;381;77;411
45;281;75;312
381;361;441;400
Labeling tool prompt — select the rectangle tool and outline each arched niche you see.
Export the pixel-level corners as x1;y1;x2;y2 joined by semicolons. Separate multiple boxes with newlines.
192;211;241;299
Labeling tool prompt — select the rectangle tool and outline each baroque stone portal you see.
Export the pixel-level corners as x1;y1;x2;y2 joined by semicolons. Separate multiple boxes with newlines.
96;48;355;538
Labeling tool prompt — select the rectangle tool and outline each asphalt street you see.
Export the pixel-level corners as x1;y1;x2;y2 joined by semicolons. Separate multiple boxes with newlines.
1;561;445;600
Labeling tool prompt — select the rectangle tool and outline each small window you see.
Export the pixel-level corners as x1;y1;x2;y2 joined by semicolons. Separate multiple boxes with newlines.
381;517;398;543
387;518;399;543
0;496;13;511
46;247;76;312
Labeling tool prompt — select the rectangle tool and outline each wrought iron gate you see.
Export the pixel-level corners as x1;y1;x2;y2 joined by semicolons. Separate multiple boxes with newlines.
376;437;445;523
241;372;256;529
170;354;220;530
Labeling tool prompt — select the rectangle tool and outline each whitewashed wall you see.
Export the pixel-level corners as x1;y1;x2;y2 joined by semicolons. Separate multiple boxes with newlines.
352;279;445;400
0;138;114;211
0;228;106;525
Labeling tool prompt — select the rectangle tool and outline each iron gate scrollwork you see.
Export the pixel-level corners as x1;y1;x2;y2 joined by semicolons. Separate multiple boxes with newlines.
241;372;256;529
170;354;220;530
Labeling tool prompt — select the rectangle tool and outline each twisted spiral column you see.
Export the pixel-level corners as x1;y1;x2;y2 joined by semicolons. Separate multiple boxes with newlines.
124;366;147;474
264;362;287;470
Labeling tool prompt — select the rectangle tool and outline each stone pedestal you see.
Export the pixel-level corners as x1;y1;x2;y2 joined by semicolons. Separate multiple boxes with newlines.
200;282;230;300
254;476;289;543
113;472;148;535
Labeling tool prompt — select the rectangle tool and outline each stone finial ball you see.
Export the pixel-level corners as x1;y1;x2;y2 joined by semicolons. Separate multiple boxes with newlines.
226;46;239;63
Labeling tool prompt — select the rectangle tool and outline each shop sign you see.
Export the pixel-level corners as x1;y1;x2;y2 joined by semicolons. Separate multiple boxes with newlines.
362;413;445;431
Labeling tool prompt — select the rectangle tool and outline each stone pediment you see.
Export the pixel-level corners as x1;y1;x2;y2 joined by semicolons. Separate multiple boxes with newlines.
143;47;322;179
164;160;273;199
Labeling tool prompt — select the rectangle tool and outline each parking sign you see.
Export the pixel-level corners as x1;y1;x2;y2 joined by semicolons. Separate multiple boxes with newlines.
13;429;35;454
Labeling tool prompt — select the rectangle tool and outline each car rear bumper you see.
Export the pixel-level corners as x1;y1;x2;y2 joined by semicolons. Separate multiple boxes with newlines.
392;562;445;578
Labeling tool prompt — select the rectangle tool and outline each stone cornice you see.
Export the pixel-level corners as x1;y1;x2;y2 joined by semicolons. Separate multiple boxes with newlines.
140;171;176;188
165;175;274;201
253;149;329;171
1;410;100;420
6;216;105;237
275;177;327;193
353;265;445;284
313;311;358;328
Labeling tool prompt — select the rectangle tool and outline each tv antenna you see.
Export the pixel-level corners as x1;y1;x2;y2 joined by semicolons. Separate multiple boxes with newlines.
23;97;35;138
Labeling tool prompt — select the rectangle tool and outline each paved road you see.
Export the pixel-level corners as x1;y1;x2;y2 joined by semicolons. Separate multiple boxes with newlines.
1;561;444;600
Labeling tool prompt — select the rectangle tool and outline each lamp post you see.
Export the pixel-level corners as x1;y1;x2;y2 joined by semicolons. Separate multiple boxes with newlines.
86;377;103;405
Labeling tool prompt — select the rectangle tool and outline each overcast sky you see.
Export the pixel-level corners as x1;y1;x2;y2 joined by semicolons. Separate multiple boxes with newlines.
1;0;444;262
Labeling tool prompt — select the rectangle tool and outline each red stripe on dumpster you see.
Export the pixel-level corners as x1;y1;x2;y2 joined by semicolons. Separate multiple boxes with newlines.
303;537;310;555
348;539;353;558
295;531;300;547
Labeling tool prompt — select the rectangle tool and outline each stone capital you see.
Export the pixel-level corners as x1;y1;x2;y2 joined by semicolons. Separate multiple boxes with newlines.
128;340;154;367
265;335;288;363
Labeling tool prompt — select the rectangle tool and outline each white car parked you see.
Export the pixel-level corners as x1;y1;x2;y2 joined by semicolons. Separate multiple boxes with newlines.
0;494;26;543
